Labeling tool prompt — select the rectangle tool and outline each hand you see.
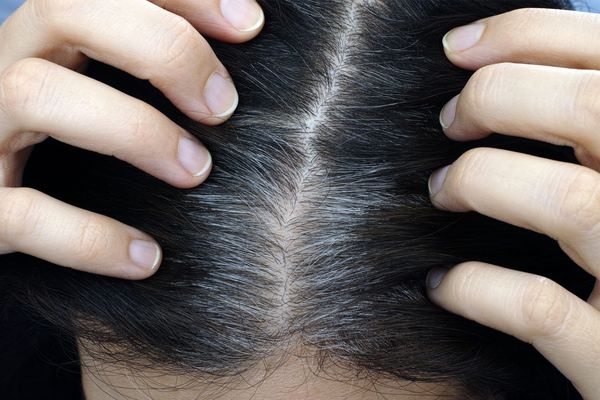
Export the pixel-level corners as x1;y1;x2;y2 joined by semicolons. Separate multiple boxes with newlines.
426;8;600;399
0;0;264;279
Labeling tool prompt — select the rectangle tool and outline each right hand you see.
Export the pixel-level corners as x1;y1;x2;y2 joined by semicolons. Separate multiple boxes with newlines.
0;0;264;279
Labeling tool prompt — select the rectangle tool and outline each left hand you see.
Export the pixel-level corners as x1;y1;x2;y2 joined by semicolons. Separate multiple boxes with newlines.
426;8;600;399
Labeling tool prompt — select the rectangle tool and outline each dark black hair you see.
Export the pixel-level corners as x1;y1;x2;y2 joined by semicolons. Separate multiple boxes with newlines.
0;0;592;399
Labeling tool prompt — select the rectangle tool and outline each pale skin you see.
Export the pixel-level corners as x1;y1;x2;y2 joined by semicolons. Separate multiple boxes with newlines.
0;0;264;279
428;8;600;400
1;2;599;398
79;345;464;400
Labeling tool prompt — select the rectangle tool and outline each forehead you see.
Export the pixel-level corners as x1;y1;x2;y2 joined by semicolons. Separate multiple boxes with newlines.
81;348;463;400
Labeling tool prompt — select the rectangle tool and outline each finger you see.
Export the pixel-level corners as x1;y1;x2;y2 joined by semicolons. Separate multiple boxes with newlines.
0;187;162;280
587;280;600;309
427;262;600;399
148;0;265;43
428;148;600;277
0;0;238;124
438;63;600;160
0;148;34;187
0;58;212;188
441;8;600;71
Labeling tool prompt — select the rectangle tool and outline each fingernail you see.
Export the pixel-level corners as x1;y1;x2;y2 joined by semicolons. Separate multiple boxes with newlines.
178;136;212;177
204;72;239;118
439;95;459;130
221;0;265;32
129;239;162;270
428;166;450;197
443;23;486;53
427;267;449;290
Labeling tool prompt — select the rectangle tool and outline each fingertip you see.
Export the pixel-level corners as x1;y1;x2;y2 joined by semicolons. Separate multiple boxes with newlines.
439;95;478;142
194;150;213;179
428;165;450;199
441;22;497;72
220;0;265;36
443;23;486;53
127;238;163;279
190;151;213;186
189;72;239;125
206;73;239;118
427;161;476;214
426;267;454;310
177;135;213;180
427;267;450;291
439;95;459;131
179;2;265;45
438;93;490;143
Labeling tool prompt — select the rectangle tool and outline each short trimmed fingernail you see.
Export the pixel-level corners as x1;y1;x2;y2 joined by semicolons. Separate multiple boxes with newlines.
204;72;239;118
178;136;212;177
443;23;486;53
428;166;450;197
427;267;449;290
221;0;265;32
440;95;459;130
129;239;162;270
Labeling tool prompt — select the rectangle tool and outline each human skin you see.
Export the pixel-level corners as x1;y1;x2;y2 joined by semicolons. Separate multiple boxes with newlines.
0;0;264;279
2;2;600;398
79;7;600;400
79;345;463;400
427;8;600;399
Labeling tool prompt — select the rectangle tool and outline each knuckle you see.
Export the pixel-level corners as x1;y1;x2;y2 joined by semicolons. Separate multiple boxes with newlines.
556;169;600;237
0;58;53;115
0;188;42;240
449;148;496;192
30;0;82;23
72;215;112;261
570;72;600;133
159;15;207;69
122;103;158;148
450;262;484;305
463;63;514;112
520;276;570;338
503;8;547;29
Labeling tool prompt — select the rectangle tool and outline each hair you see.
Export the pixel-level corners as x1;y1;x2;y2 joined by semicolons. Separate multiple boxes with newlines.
0;0;593;399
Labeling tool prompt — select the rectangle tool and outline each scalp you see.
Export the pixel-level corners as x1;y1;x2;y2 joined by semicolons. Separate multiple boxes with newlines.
4;0;587;399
